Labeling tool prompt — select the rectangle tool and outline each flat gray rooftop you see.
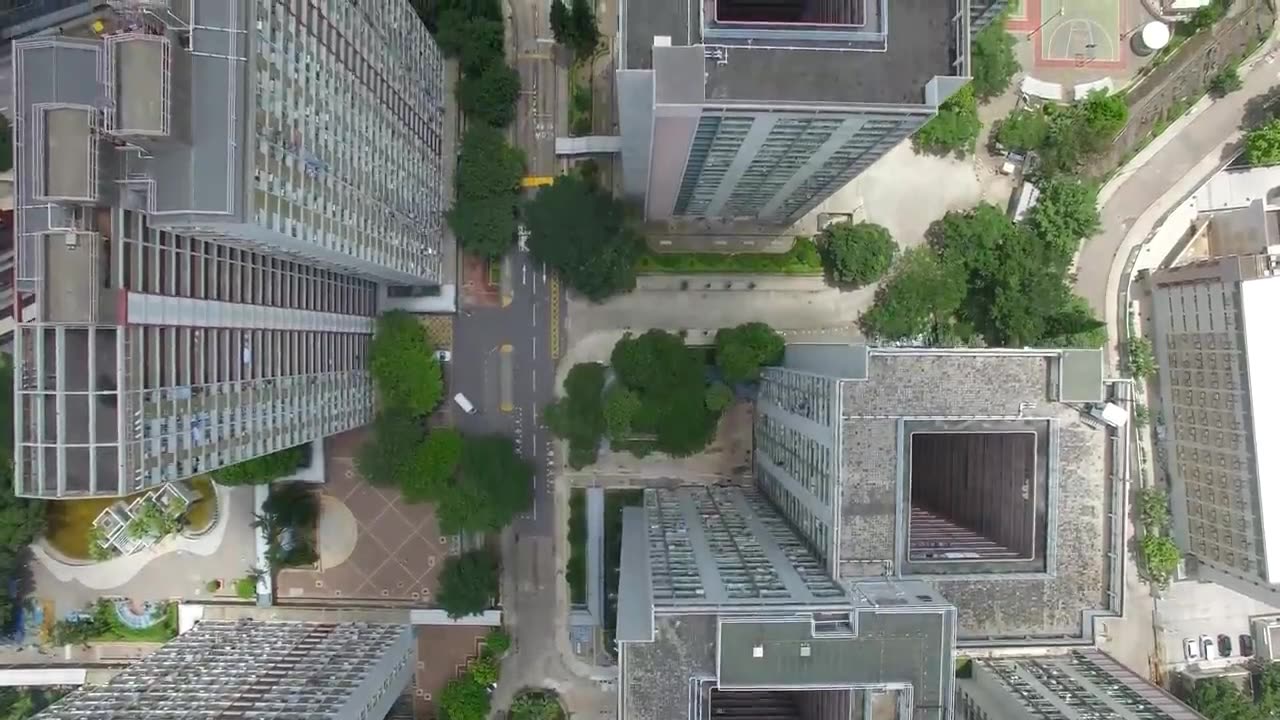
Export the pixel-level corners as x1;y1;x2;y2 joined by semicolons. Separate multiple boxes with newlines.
627;0;956;105
116;37;166;134
622;615;717;720
719;615;949;714
43;107;93;200
839;351;1111;642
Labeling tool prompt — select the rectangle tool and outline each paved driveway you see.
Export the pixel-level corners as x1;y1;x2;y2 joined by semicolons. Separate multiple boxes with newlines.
276;430;455;604
1156;579;1280;670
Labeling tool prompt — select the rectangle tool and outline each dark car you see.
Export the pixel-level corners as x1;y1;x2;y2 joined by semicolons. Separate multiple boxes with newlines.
1218;634;1233;657
1241;634;1256;657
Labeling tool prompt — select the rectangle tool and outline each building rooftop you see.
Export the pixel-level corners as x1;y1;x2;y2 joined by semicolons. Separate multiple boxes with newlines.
624;0;961;106
837;350;1114;643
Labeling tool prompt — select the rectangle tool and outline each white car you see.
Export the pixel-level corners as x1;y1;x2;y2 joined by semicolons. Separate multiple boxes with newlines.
1201;634;1218;661
435;349;452;363
1184;637;1201;661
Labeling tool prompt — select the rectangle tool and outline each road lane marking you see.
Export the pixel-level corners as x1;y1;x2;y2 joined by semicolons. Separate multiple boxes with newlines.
533;304;537;327
533;335;537;360
542;262;547;284
500;344;515;412
522;262;527;286
532;368;537;393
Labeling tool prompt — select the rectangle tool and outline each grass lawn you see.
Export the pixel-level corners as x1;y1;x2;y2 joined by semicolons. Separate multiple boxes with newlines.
636;237;823;275
567;489;587;605
602;489;645;655
45;494;140;560
182;476;217;533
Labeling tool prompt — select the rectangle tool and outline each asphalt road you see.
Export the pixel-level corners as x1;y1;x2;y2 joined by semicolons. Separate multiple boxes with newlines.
452;250;563;538
510;0;559;177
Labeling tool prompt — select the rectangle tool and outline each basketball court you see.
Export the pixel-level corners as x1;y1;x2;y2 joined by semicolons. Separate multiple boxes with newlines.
1006;0;1126;70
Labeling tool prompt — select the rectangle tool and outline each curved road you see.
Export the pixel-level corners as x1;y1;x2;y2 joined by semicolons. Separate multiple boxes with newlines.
1077;34;1280;354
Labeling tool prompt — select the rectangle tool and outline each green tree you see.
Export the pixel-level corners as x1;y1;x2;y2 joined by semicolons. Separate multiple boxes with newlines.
484;628;512;655
437;548;500;618
525;174;641;301
458;62;520;128
125;499;181;541
369;310;444;414
1039;294;1107;348
469;654;499;686
715;322;785;385
451;125;524;258
1126;336;1157;379
211;445;306;486
1139;534;1181;588
1209;65;1243;97
550;0;571;42
511;692;565;720
1247;119;1280;166
970;18;1019;100
402;429;463;502
1080;90;1128;138
603;385;641;442
1187;678;1257;720
357;410;425;488
568;0;599;57
820;221;897;287
1133;403;1150;428
436;436;533;533
994;107;1051;151
545;362;607;468
610;330;720;457
448;197;518;259
439;673;492;720
704;382;734;413
860;247;966;342
1022;177;1101;263
257;482;320;569
1186;0;1225;32
914;86;981;157
1136;487;1171;530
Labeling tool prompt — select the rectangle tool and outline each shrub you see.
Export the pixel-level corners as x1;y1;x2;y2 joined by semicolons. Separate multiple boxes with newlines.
914;86;981;157
484;628;512;655
211;445;306;486
1209;65;1243;97
820;221;897;286
234;575;258;599
1126;336;1156;379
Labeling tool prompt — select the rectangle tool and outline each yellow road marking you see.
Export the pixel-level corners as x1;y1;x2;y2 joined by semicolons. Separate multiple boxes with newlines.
521;175;555;188
549;275;561;360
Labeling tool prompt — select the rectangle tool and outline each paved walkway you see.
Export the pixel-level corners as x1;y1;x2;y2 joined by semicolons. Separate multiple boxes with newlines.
30;485;258;617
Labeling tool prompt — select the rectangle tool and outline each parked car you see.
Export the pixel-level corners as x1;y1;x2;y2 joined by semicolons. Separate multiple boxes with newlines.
1201;635;1219;660
1241;634;1256;657
1218;634;1233;657
434;349;452;363
453;392;476;414
1184;638;1201;660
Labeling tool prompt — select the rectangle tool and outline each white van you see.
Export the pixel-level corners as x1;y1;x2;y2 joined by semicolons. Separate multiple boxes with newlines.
453;392;477;414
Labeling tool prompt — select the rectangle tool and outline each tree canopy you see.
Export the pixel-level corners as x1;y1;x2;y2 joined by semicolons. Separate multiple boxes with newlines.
210;445;306;486
860;246;966;342
458;62;521;128
437;548;500;618
612;330;720;457
1021;177;1102;262
550;0;599;57
435;435;533;533
450;125;524;258
995;91;1128;175
1247;119;1280;166
1209;65;1243;98
914;86;981;158
403;428;463;503
525;174;642;301
511;691;566;720
369;310;444;414
820;221;897;287
970;18;1019;100
715;322;785;385
356;409;426;489
545;362;607;468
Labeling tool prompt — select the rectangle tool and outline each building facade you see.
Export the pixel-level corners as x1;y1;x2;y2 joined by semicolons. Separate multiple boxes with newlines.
752;345;1125;645
616;484;958;720
955;651;1204;720
34;620;415;719
616;0;971;223
1148;252;1280;603
11;0;446;497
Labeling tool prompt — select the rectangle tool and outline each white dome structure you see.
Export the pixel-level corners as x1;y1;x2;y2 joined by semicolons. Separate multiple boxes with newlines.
1133;21;1171;55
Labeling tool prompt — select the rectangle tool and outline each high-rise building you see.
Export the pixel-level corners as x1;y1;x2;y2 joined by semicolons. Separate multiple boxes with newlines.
615;0;971;224
11;0;446;498
617;484;958;720
752;345;1126;645
955;651;1205;720
34;619;416;719
1147;252;1280;603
